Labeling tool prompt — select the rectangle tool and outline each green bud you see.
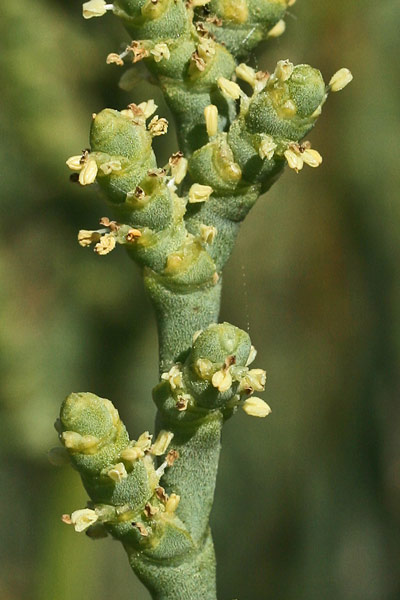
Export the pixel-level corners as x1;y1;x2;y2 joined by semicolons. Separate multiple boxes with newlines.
59;393;157;508
245;63;326;141
115;0;188;40
203;0;290;57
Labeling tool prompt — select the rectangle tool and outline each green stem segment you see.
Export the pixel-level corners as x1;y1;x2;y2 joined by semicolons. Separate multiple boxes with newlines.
144;270;222;372
128;529;217;600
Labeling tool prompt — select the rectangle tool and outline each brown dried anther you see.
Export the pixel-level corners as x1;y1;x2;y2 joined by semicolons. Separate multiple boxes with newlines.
144;503;159;518
128;41;150;63
191;51;206;72
99;216;119;231
132;521;149;536
166;449;179;466
155;486;168;504
126;229;142;243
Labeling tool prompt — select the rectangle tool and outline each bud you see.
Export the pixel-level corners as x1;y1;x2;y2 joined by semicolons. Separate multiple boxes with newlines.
329;68;353;92
242;397;272;418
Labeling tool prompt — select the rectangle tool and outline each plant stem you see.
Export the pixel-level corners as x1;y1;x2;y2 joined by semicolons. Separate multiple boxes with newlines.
127;529;217;600
144;271;222;372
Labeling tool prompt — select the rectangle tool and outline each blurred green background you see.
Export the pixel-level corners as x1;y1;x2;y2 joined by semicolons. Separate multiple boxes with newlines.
1;1;400;598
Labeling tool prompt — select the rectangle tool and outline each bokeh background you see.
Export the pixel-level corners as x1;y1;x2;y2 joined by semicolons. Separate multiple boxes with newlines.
1;1;400;598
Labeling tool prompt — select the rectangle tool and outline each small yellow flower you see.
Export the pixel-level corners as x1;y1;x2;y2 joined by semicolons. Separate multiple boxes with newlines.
195;358;213;379
311;105;322;118
62;431;99;453
106;52;124;66
200;224;217;245
107;462;128;482
169;152;188;184
151;430;174;456
188;183;213;204
99;160;122;175
217;77;241;100
94;233;116;255
137;99;158;119
82;0;109;20
302;148;323;168
161;365;183;390
239;369;267;393
204;105;218;137
268;19;286;38
281;99;297;117
165;493;180;513
274;59;294;82
70;508;99;532
77;229;101;248
212;369;232;393
66;155;85;170
197;38;216;61
148;116;168;137
151;43;170;63
284;149;303;172
120;445;144;462
242;397;272;418
245;345;257;366
329;68;353;92
79;158;98;185
259;135;277;160
235;64;257;87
